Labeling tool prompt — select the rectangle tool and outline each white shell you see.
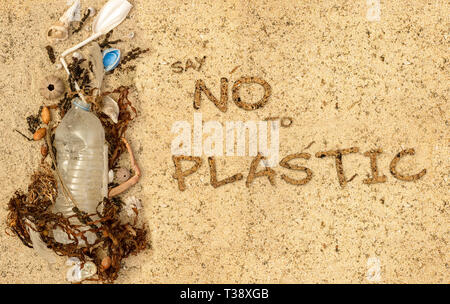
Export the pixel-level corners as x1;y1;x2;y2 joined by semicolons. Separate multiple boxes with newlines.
87;7;96;17
81;262;98;279
72;51;83;60
128;32;135;39
66;261;97;283
101;95;119;123
66;265;82;282
108;169;114;183
66;257;81;266
60;0;81;26
47;23;69;43
55;63;63;70
124;196;142;217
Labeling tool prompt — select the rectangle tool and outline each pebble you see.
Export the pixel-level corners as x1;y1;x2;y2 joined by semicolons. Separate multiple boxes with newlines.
101;256;112;270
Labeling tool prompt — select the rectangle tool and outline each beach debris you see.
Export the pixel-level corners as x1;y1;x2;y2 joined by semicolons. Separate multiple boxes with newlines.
60;0;82;26
101;95;120;123
66;257;81;266
108;137;141;197
102;48;121;71
123;196;142;217
67;58;91;95
47;22;69;44
66;261;97;283
46;0;81;44
7;0;150;284
72;7;91;34
41;106;51;124
88;42;105;91
115;167;130;183
33;128;46;141
66;265;82;282
57;93;73;118
26;220;57;264
93;0;133;36
26;110;41;134
99;31;122;48
61;0;132;60
39;75;65;99
87;7;97;17
72;51;83;61
128;32;134;39
45;45;56;63
41;144;48;157
108;169;114;183
120;47;150;67
101;256;112;270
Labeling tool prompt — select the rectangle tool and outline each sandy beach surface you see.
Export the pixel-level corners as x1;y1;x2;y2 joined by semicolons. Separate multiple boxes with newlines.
0;0;448;283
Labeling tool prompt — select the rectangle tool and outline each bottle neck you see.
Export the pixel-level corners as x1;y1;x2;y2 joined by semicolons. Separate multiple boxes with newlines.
73;98;91;111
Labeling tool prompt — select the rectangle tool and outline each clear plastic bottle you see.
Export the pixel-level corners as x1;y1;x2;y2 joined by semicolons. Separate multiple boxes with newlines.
52;98;108;245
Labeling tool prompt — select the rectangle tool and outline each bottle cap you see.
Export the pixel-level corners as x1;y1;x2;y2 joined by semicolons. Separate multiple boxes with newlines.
73;98;91;111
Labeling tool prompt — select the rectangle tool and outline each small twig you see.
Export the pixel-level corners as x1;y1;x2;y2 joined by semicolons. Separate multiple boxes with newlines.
304;141;316;150
230;65;241;74
14;129;33;141
347;173;358;183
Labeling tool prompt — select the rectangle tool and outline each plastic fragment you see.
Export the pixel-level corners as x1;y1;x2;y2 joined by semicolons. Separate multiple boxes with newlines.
102;48;121;71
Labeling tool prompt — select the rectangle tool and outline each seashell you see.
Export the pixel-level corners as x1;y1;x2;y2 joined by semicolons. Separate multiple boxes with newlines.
81;262;97;278
66;261;97;283
66;265;82;282
108;169;114;183
33;128;46;141
39;75;65;99
41;144;48;157
128;32;135;39
124;196;142;217
41;106;51;124
47;1;80;44
55;63;63;70
66;257;81;266
72;51;83;61
102;48;121;72
115;167;130;183
101;95;119;123
47;22;69;44
60;0;81;25
87;7;96;17
101;256;112;270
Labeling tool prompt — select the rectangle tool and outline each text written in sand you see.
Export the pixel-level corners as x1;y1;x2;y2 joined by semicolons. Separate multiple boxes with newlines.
170;76;427;191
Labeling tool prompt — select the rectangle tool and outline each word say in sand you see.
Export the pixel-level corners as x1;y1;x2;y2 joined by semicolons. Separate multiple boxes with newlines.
171;56;207;73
